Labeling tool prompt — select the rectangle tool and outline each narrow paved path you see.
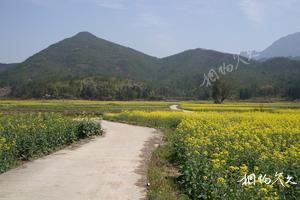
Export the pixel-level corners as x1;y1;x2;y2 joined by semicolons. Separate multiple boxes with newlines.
0;120;160;200
170;104;193;113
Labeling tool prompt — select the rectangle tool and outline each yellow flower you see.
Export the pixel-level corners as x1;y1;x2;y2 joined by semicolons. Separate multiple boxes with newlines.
105;106;300;199
228;166;239;172
260;188;268;194
211;159;222;169
217;177;225;184
239;164;248;174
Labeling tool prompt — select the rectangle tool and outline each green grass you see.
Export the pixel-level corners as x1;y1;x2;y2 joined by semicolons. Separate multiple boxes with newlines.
147;130;189;200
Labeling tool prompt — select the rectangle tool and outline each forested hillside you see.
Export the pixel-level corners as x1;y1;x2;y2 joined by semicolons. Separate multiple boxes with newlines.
1;32;299;100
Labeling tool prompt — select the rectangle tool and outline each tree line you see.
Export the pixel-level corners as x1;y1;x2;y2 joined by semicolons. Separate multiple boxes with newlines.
3;76;300;102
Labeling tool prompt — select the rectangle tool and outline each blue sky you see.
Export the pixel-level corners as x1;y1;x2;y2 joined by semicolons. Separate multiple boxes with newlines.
1;0;300;63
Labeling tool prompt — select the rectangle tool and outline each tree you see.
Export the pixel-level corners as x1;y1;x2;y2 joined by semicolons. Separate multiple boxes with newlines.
258;85;274;97
196;87;210;100
212;78;231;104
239;88;252;100
286;80;300;100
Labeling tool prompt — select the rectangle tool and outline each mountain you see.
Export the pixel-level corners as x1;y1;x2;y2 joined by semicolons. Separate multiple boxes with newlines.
1;31;300;100
0;32;161;84
156;48;253;96
294;56;300;61
158;48;300;98
0;63;17;73
240;50;260;60
160;48;244;79
258;32;300;60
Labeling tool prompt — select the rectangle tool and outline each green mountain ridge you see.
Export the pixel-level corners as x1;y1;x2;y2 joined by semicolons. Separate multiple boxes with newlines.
0;63;17;73
1;32;300;99
0;32;161;84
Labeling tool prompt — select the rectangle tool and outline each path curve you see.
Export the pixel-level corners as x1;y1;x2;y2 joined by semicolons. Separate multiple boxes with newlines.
170;104;192;113
0;120;161;200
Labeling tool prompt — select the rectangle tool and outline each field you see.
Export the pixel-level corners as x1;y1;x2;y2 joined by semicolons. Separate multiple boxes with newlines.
0;100;173;115
0;100;172;173
0;112;101;173
1;100;300;199
104;102;300;199
180;102;300;112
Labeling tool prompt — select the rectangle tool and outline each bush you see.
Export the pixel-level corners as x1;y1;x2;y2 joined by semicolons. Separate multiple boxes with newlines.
77;120;102;138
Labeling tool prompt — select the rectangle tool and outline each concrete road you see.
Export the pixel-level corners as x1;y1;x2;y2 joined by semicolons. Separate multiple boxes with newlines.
0;120;160;200
170;105;192;113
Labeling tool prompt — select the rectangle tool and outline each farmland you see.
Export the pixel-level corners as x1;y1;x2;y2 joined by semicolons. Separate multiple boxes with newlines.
0;100;172;173
1;100;300;199
0;112;101;173
0;100;173;115
104;102;300;199
180;102;300;112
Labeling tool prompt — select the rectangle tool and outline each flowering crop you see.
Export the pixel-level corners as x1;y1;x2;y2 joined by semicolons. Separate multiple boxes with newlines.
105;108;300;199
176;112;300;199
104;111;188;128
180;102;300;113
0;100;173;114
0;113;101;173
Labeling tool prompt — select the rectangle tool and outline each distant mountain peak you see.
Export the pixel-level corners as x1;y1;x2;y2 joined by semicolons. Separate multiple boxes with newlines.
73;31;98;39
76;31;94;36
279;32;300;40
0;31;161;83
258;32;300;60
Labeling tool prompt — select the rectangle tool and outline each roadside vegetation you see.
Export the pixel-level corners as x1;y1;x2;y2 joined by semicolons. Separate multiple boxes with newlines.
147;129;189;200
0;112;101;173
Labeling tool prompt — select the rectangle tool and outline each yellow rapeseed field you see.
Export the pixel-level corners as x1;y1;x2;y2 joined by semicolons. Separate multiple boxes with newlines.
0;113;101;173
105;107;300;199
176;112;300;199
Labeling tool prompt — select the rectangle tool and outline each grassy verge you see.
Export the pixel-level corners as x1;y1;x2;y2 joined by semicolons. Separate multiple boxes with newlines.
103;113;188;199
147;129;189;200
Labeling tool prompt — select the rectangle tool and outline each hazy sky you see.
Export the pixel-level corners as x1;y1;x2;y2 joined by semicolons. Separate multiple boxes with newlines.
1;0;300;63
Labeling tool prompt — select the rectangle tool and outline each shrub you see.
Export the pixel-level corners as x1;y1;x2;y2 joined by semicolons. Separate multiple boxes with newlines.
77;120;102;138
